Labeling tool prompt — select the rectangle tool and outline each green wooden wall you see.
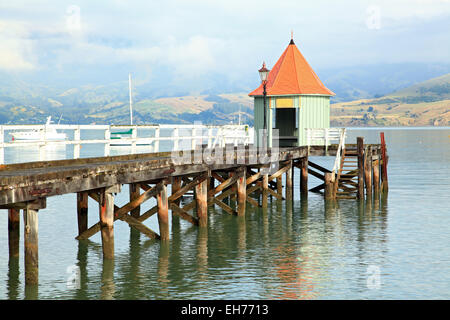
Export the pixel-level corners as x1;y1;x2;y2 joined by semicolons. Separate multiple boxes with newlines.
297;95;330;146
253;94;330;147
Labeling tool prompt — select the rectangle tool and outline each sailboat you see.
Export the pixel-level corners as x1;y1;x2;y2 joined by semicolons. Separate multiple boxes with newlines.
10;116;67;141
110;74;149;146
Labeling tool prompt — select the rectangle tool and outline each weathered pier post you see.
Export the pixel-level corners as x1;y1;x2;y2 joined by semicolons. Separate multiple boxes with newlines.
208;175;215;195
364;146;373;199
373;156;380;195
99;185;119;259
157;182;170;241
23;199;46;285
172;176;182;206
236;167;247;216
276;175;283;198
228;170;236;206
262;165;269;208
77;192;88;236
357;137;365;200
8;208;20;258
129;183;141;219
300;157;308;199
285;160;293;200
324;172;334;200
380;132;389;193
195;177;208;226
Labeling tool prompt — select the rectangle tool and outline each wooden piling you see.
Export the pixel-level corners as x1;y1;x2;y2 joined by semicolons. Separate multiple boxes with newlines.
23;206;39;285
129;183;141;218
364;146;373;199
276;176;283;198
99;186;117;259
157;183;169;241
262;168;269;208
380;132;389;193
195;178;208;226
373;158;380;194
172;176;182;206
285;160;293;200
300;157;308;198
208;175;215;194
357;137;365;200
236;167;246;216
77;192;88;236
8;208;20;258
324;172;334;200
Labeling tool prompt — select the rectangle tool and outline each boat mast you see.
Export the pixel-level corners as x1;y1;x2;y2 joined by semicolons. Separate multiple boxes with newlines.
238;105;241;125
129;73;133;125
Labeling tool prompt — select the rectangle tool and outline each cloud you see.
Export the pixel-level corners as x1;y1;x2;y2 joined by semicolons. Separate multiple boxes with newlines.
0;0;449;81
0;20;35;70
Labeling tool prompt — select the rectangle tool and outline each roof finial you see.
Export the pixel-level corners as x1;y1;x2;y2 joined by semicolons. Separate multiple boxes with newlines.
290;30;295;45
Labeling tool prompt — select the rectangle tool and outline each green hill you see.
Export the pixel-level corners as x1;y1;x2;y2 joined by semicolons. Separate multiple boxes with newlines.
331;73;450;126
1;70;449;126
386;73;450;103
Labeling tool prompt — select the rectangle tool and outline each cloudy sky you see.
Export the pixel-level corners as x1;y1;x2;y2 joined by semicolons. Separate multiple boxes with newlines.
1;0;449;90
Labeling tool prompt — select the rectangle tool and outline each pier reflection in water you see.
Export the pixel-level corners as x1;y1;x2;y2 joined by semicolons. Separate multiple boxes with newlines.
59;195;387;299
2;186;389;300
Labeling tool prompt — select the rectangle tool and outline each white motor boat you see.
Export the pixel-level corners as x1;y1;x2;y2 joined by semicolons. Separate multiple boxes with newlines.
10;116;67;141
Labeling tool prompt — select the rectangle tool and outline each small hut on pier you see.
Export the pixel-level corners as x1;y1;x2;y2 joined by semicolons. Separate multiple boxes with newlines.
249;37;335;147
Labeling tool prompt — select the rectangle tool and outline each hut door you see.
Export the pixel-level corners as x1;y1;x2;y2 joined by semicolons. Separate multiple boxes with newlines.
275;108;297;147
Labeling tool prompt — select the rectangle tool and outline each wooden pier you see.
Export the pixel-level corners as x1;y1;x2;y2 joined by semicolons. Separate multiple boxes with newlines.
1;134;388;285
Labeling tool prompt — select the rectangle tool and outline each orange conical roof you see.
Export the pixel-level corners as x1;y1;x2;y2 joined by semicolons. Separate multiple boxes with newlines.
249;39;334;96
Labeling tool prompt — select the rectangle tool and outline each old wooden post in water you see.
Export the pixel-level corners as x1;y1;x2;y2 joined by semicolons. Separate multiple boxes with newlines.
23;199;46;285
99;185;119;259
324;172;334;200
195;177;208;226
364;145;373;199
373;155;380;195
300;157;308;198
285;160;293;200
8;208;20;258
357;137;365;200
380;132;389;193
157;183;170;241
77;192;88;236
129;183;141;219
236;167;247;216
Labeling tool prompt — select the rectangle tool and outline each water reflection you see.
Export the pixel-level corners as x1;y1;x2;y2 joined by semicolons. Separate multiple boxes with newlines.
3;193;390;300
157;242;170;295
7;257;20;300
101;259;115;299
24;282;38;300
74;240;89;299
196;228;208;280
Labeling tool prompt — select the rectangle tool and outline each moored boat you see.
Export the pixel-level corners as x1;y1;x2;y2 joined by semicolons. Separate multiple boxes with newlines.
10;116;67;141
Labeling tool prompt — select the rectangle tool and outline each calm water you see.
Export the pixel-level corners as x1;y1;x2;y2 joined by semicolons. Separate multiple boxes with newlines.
0;128;449;299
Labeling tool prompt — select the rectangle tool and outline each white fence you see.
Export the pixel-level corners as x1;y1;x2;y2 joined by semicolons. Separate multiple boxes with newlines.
0;124;253;164
305;128;346;148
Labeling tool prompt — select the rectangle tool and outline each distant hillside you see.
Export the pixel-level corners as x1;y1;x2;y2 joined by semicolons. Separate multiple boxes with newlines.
0;87;254;125
331;73;450;126
320;62;450;103
0;65;449;126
